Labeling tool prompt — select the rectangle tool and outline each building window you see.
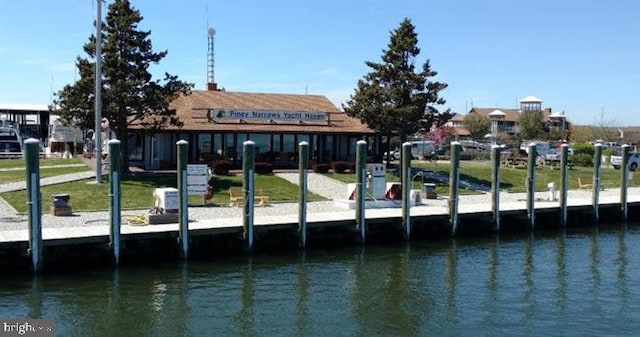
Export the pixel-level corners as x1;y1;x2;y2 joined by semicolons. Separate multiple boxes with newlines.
128;132;143;161
213;134;222;155
197;133;211;161
283;134;295;152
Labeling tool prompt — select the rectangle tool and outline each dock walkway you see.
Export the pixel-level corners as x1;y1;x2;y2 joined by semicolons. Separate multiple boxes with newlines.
0;169;638;248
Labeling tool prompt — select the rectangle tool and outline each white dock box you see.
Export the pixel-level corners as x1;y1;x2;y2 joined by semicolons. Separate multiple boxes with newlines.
153;187;178;213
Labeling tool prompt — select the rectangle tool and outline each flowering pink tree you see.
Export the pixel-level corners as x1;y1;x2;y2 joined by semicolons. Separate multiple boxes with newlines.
425;126;454;165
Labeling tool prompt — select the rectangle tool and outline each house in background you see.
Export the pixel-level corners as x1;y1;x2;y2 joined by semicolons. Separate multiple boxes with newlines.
448;96;571;140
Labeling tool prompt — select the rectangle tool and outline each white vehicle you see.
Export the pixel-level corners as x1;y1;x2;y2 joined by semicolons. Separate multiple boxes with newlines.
520;141;552;156
611;152;639;171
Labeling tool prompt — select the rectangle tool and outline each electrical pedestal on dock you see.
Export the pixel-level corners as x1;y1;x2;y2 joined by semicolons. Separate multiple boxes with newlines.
147;188;179;224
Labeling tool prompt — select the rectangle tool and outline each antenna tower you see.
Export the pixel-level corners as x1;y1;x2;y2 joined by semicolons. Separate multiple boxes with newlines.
207;27;216;84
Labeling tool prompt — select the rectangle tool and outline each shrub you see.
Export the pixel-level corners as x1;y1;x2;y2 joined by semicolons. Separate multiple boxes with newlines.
572;142;594;156
255;162;273;174
331;161;352;173
212;161;232;175
603;148;617;156
313;163;330;173
571;153;593;167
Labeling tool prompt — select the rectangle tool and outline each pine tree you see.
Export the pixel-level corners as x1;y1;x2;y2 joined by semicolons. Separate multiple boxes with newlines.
343;18;451;159
53;0;192;173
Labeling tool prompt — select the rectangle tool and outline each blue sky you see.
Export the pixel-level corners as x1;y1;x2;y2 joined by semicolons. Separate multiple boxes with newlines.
1;0;639;126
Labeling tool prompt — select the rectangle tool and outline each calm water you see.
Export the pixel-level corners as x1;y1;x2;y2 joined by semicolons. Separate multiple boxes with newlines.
1;223;640;337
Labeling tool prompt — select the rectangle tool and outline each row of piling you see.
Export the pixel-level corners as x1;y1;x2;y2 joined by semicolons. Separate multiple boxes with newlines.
21;138;633;272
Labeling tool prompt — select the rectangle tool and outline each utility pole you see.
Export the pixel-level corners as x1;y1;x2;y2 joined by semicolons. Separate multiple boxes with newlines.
95;0;103;183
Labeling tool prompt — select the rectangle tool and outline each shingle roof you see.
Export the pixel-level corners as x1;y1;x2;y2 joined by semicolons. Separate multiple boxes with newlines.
133;90;374;135
470;108;522;122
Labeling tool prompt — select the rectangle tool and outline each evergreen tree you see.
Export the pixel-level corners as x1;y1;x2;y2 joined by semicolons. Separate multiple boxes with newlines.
343;18;451;159
53;0;192;173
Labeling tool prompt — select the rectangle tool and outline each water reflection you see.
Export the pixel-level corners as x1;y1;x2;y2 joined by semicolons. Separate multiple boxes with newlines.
235;258;256;337
522;232;534;325
445;239;457;324
350;245;424;337
484;236;499;327
616;224;628;314
588;228;603;318
294;252;309;336
555;232;567;314
2;225;640;336
28;276;41;318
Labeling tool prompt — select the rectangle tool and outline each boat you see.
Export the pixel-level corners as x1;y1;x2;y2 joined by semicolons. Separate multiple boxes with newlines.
47;117;84;157
0;120;23;159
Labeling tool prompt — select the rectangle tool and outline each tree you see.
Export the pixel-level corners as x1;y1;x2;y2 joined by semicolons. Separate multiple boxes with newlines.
343;18;451;159
53;0;192;173
516;111;544;140
462;113;491;140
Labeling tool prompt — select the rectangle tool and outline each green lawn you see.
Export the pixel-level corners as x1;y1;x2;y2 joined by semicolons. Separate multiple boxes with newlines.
325;160;639;195
0;173;325;213
0;158;84;169
0;166;92;184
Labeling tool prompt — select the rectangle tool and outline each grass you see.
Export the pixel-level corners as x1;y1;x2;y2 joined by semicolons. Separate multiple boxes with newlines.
0;166;92;184
0;158;84;169
1;158;637;213
0;173;325;213
325;160;639;195
0;158;90;184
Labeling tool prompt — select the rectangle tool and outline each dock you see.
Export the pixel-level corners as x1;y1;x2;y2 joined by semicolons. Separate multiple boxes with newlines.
1;187;638;250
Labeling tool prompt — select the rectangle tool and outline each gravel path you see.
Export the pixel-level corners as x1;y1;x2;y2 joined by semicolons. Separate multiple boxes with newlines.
275;172;347;199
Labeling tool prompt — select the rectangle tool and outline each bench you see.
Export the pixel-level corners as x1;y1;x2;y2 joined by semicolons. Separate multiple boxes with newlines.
578;177;592;189
504;157;527;169
228;187;270;207
255;189;270;206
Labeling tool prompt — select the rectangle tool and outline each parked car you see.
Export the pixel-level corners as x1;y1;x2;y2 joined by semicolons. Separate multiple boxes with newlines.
409;141;436;160
611;151;639;171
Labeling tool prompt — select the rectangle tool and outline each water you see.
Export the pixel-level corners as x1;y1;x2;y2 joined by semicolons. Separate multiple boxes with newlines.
1;223;640;336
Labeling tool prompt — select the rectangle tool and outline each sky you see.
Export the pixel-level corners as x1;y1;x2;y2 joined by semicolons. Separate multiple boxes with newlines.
0;0;639;126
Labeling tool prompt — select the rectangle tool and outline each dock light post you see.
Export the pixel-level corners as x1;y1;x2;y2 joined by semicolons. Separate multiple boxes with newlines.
108;139;122;265
177;140;189;259
488;110;505;147
620;144;630;221
401;142;412;240
25;138;42;272
526;143;537;229
355;140;367;243
491;145;501;232
243;141;256;251
592;144;603;223
449;142;461;236
298;141;309;248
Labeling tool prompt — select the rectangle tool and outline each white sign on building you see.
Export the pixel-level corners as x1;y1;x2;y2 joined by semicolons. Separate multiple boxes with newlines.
210;109;327;123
